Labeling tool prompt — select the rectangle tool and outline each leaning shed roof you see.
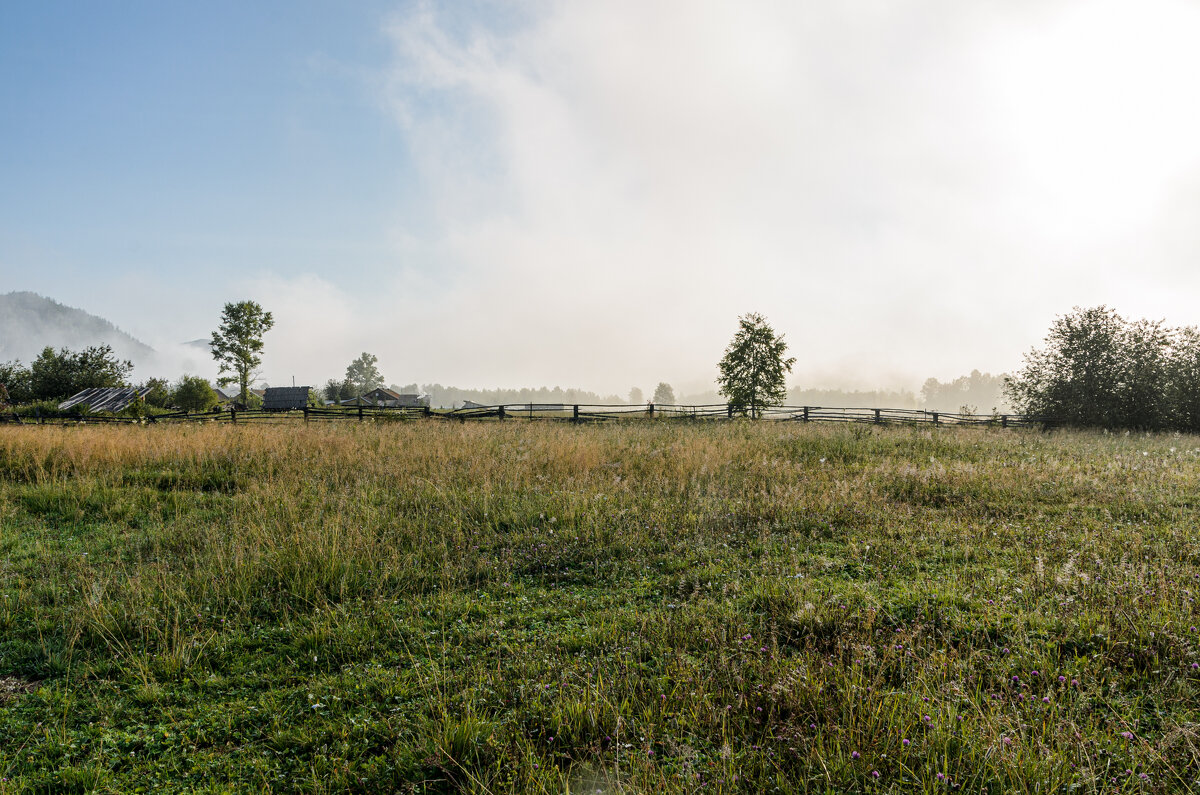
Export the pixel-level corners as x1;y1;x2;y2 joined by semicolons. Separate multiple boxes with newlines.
59;387;151;412
262;386;311;410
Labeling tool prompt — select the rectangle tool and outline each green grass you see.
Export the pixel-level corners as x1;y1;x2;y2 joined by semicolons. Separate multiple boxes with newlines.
1;422;1199;793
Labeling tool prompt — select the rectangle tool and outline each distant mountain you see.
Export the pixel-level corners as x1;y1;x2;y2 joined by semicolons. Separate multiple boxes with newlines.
0;292;155;364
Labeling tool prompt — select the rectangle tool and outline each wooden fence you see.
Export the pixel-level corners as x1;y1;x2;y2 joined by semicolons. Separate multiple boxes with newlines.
0;403;1050;428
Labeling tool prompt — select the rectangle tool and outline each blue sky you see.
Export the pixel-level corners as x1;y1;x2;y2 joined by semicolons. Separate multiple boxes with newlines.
5;1;1200;394
1;2;408;291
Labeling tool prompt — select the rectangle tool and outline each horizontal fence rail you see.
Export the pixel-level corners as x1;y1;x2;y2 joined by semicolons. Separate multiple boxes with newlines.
0;403;1053;428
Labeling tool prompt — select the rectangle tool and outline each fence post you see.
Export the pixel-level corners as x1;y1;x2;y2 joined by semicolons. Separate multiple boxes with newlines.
358;405;364;422
803;406;809;422
573;404;579;423
1001;415;1008;428
648;402;655;418
931;411;938;426
303;406;309;424
424;406;431;418
231;409;237;425
727;404;734;419
874;408;881;424
498;405;506;421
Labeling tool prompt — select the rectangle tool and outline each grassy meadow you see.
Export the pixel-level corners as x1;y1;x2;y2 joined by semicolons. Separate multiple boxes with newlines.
1;420;1199;793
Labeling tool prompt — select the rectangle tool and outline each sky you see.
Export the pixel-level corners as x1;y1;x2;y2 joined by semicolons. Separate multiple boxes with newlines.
4;0;1200;396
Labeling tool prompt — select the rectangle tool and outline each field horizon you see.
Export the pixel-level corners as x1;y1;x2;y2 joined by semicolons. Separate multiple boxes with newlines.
1;421;1198;793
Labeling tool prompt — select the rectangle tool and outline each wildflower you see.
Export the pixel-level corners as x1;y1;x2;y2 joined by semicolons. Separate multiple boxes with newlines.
1071;679;1079;686
1042;697;1050;703
872;770;881;778
1031;670;1039;677
1058;675;1066;683
937;772;945;781
1121;731;1133;740
851;751;860;759
923;715;931;722
902;738;910;746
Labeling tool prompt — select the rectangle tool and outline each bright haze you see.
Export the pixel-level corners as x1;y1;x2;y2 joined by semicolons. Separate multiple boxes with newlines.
4;1;1200;396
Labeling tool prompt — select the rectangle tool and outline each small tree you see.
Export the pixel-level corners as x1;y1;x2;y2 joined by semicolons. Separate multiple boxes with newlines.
652;382;676;405
210;301;274;406
717;313;795;418
345;352;384;395
628;386;644;405
0;360;31;404
171;375;219;412
140;377;172;408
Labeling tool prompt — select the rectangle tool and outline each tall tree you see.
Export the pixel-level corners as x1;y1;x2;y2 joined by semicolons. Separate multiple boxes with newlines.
717;313;795;418
210;301;274;406
628;386;644;405
344;352;384;395
652;382;676;405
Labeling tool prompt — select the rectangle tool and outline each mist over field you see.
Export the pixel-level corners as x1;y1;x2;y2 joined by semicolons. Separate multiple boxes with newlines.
4;2;1200;400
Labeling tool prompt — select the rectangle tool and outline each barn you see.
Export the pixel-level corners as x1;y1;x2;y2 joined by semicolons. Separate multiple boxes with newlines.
262;386;311;411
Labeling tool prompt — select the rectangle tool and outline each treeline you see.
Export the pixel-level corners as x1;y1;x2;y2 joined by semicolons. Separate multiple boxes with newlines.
0;345;224;413
0;345;133;404
1006;306;1200;430
920;370;1012;414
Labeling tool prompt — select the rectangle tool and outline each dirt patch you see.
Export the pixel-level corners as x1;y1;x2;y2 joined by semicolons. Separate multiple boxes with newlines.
0;675;39;704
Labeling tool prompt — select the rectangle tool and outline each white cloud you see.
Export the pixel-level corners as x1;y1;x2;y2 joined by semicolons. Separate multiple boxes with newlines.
281;0;1200;393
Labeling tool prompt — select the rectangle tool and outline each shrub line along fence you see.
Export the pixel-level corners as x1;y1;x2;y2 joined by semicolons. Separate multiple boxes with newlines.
0;403;1049;428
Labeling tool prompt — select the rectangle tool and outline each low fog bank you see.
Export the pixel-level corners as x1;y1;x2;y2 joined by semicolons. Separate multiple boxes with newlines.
383;371;1011;413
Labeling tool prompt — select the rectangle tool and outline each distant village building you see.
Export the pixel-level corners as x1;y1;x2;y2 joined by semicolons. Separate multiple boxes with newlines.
341;388;430;408
212;386;238;403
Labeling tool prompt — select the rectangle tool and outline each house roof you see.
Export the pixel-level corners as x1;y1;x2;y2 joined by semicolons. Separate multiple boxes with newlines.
59;386;152;413
364;387;402;400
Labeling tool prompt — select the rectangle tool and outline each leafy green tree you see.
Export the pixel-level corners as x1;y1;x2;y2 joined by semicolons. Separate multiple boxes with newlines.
1005;306;1172;429
322;378;356;402
140;377;172;408
344;352;384;395
29;345;133;400
322;379;341;402
652;382;676;405
717;313;795;418
0;360;32;404
1167;326;1200;433
210;301;274;406
171;375;219;412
